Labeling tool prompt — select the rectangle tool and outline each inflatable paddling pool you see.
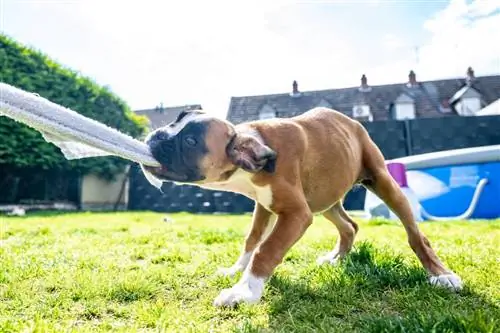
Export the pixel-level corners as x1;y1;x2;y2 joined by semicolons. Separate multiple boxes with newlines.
364;145;500;221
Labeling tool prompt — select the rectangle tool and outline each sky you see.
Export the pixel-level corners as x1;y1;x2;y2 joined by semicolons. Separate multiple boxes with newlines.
1;0;499;119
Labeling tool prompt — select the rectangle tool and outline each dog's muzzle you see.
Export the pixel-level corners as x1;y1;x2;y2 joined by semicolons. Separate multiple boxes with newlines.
144;129;205;183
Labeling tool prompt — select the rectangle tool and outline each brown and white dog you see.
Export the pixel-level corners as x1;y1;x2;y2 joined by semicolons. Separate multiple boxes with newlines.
141;107;462;307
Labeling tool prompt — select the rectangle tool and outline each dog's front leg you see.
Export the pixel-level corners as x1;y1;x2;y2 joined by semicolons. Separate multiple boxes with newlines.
217;204;275;277
214;207;313;307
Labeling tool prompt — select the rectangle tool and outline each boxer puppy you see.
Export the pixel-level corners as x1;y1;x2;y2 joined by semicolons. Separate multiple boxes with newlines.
141;107;462;307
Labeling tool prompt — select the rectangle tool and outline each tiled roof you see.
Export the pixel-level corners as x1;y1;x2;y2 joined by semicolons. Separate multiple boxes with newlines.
135;104;202;129
227;70;500;124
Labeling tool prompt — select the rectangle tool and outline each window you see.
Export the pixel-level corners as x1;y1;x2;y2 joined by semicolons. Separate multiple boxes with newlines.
258;105;276;120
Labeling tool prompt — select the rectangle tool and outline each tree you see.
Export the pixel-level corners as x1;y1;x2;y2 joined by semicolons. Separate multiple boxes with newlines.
0;33;150;180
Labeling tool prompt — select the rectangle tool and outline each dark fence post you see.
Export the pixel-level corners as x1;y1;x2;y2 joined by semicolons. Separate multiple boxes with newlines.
404;119;413;156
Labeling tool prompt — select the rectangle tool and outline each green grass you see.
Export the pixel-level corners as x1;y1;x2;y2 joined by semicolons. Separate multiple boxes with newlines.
0;212;498;332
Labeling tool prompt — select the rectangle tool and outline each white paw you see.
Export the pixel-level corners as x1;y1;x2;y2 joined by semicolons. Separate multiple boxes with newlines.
429;273;463;291
316;251;341;266
216;265;243;278
213;272;265;307
216;252;253;278
213;284;261;307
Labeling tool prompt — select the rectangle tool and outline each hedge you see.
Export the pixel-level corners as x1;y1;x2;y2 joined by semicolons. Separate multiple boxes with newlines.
0;33;150;180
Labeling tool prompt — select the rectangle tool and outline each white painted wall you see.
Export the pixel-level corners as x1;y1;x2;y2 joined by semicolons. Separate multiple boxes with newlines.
456;97;481;116
259;105;276;120
395;103;416;120
80;170;129;210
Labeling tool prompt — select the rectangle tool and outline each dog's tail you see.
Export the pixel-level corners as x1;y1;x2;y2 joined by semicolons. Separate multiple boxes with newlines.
357;125;450;276
358;126;416;226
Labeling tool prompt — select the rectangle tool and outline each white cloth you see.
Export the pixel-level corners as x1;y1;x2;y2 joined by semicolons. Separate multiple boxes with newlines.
0;82;160;167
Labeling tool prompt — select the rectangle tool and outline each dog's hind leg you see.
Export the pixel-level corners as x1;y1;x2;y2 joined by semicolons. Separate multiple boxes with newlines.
317;202;359;265
217;203;275;277
361;133;462;290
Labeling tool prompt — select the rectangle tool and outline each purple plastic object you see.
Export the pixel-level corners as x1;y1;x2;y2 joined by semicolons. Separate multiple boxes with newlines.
386;162;408;187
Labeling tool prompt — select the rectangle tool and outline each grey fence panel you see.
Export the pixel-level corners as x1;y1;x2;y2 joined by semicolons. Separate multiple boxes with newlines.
410;115;500;154
128;115;500;213
361;120;408;159
4;116;498;210
343;120;407;211
128;164;255;213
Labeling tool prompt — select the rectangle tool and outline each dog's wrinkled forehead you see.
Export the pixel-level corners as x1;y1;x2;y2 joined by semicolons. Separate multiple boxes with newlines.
166;109;209;135
144;110;214;145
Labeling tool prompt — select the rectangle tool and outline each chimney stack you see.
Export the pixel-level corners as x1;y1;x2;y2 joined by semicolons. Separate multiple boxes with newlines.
292;80;299;94
466;66;475;85
359;74;371;92
408;70;417;87
290;80;301;97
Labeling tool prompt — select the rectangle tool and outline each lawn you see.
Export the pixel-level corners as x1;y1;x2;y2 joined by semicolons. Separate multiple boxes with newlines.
0;211;498;332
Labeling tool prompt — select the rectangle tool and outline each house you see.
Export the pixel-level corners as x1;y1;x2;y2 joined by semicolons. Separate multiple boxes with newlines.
227;67;500;124
135;103;203;129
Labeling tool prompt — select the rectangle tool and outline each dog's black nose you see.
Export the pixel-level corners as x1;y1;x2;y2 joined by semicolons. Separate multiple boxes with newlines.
146;129;169;144
146;130;175;165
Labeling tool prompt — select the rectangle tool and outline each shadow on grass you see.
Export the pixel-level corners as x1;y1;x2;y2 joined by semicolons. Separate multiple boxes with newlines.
264;242;499;333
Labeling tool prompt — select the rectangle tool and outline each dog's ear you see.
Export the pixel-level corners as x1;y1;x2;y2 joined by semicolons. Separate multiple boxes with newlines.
226;134;277;173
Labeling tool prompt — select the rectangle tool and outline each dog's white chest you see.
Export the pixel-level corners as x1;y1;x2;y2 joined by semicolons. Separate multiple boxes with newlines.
201;170;273;210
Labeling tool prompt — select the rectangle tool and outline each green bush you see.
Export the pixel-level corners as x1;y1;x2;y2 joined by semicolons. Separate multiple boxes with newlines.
0;33;150;180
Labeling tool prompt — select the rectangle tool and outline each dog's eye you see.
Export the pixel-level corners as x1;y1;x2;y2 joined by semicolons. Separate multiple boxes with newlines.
184;136;197;147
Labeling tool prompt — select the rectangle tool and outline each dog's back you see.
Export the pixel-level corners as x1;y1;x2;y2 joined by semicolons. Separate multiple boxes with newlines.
244;107;373;212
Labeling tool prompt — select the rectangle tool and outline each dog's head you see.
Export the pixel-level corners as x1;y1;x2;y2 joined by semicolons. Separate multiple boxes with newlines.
141;109;277;187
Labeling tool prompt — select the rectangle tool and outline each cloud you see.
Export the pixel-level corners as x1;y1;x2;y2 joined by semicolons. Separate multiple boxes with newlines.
417;0;500;78
49;0;303;117
2;0;499;120
382;33;406;52
70;0;359;117
372;0;500;85
2;0;298;117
